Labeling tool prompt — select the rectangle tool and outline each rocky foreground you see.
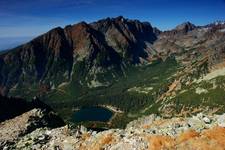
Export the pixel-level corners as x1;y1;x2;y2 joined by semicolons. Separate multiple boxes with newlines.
1;108;225;150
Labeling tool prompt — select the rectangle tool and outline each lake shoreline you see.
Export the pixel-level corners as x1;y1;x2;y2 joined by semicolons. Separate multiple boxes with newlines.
72;106;113;123
99;105;124;113
71;105;124;128
72;105;124;114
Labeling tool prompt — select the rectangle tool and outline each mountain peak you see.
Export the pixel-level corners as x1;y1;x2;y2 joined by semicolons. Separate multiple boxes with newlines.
0;16;160;95
175;21;196;31
75;21;88;27
114;15;125;21
161;21;196;36
90;16;128;26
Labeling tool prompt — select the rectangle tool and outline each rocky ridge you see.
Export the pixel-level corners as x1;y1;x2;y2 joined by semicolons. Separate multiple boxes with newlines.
0;107;65;149
1;109;225;150
0;16;158;96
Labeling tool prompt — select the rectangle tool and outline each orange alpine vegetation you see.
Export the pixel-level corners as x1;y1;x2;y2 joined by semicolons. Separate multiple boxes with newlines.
176;129;200;144
146;127;225;150
147;135;175;150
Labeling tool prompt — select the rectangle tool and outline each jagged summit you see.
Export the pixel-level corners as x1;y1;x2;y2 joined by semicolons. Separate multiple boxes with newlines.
0;16;158;95
159;21;197;37
175;21;196;31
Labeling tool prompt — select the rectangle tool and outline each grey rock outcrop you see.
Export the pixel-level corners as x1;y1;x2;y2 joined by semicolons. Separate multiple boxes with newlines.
1;112;225;150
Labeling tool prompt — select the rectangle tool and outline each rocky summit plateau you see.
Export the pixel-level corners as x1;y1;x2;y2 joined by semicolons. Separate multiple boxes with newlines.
0;16;225;149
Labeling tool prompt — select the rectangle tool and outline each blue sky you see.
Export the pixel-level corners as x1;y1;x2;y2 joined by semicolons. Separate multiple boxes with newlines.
0;0;225;46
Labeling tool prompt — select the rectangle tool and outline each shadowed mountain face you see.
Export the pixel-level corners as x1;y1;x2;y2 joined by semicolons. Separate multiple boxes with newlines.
0;95;65;128
0;16;157;96
0;17;225;127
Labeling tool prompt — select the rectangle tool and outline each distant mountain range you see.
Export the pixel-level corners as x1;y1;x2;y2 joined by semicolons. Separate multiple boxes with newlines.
0;36;34;51
0;16;225;127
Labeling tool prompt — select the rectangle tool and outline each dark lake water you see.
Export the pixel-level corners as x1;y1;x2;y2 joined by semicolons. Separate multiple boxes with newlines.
72;107;113;122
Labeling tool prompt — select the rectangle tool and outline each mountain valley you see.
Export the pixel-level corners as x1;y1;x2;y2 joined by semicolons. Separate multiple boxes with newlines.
0;17;225;129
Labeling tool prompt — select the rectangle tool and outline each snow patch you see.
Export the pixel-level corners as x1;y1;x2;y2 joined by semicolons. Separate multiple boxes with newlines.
88;80;109;88
214;21;225;25
196;67;225;83
198;27;209;32
127;86;153;94
219;28;225;32
195;87;208;94
58;82;68;88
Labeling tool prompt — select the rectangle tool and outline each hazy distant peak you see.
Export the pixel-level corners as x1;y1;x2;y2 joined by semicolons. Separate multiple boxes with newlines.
175;21;196;31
